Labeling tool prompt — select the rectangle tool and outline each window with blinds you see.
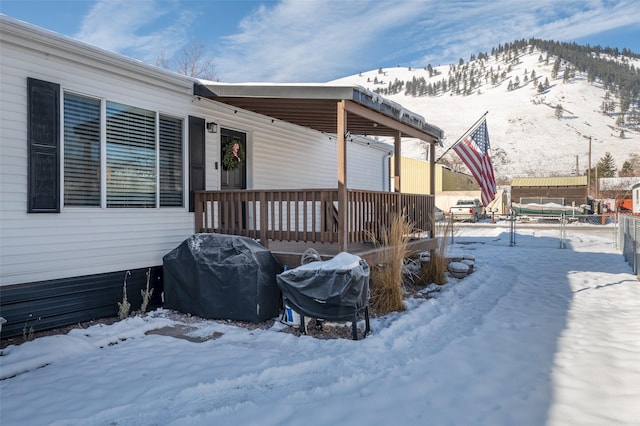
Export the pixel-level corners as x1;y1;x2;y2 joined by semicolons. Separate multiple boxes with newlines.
64;93;101;206
106;101;156;208
61;95;185;209
159;115;184;207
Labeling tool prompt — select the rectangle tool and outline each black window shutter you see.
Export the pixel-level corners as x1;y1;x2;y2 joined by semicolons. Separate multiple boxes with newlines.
27;78;60;213
188;116;206;212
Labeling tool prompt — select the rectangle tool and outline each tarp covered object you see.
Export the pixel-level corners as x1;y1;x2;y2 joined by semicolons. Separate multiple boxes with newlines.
276;252;369;321
163;233;281;323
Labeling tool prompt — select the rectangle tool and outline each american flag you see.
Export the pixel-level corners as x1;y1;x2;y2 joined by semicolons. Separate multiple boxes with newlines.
453;119;497;207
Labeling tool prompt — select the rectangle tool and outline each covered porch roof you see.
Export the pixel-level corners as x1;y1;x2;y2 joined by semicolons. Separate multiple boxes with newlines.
193;82;443;144
193;82;443;251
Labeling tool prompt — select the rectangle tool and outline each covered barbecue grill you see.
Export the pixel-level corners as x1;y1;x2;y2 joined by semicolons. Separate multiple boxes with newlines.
276;252;370;339
163;233;281;323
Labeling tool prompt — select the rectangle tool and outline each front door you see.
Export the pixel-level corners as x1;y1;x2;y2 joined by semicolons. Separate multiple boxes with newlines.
220;128;247;190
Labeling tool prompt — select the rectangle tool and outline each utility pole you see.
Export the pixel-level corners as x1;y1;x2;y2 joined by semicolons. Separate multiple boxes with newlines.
587;136;592;196
575;155;579;175
595;165;599;199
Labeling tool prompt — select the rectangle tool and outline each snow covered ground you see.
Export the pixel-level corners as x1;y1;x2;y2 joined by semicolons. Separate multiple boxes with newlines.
1;224;639;425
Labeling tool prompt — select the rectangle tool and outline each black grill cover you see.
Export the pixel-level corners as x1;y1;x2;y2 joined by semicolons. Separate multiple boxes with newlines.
163;233;281;323
276;252;369;321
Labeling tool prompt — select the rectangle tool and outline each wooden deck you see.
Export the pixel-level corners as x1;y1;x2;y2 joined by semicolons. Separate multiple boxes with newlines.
194;188;437;266
266;237;437;268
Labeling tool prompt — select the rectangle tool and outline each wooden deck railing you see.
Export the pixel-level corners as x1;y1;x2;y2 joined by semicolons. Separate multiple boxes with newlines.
194;189;434;248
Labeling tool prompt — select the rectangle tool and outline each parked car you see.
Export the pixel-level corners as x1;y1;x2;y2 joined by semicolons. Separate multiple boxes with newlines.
450;199;484;222
434;206;445;221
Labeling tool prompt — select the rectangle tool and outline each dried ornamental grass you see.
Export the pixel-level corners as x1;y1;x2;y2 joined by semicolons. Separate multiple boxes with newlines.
368;214;414;314
117;271;131;320
139;268;154;315
421;216;454;285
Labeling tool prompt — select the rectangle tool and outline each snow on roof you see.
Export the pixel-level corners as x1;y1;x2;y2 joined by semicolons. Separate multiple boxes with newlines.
598;177;640;190
196;80;443;140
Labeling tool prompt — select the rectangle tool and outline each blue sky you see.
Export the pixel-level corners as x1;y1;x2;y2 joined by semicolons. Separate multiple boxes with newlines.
2;0;639;83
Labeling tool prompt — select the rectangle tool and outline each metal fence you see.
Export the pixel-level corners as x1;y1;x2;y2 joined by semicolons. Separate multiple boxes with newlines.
508;213;638;275
508;213;619;249
455;214;637;274
618;215;640;275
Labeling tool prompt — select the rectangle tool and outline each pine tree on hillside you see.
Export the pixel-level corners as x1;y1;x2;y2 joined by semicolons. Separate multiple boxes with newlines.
620;153;640;177
620;161;634;177
551;58;561;79
597;152;617;178
555;104;564;119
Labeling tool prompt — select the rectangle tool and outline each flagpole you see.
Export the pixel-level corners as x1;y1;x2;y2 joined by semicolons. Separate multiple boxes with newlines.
435;111;489;163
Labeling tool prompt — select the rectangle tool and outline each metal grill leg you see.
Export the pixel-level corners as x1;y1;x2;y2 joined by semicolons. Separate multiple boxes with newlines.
299;313;306;335
351;305;371;340
351;317;358;340
364;305;370;337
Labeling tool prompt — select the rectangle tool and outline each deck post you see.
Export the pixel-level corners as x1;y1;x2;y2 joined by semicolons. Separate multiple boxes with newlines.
337;100;348;252
430;142;436;237
429;142;436;197
394;131;401;193
259;191;268;248
194;191;203;233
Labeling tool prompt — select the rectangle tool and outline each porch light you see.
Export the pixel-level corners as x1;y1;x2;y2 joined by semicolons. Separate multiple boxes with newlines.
206;122;218;133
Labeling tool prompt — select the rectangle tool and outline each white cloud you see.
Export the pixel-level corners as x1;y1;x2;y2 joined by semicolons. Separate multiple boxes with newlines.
530;0;640;41
214;0;428;82
410;0;640;69
72;0;640;82
74;0;194;62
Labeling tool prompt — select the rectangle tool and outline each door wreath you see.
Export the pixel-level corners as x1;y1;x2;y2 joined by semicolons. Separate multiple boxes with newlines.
222;139;245;170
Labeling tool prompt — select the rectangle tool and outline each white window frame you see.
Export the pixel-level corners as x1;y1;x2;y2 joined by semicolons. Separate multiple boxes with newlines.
60;93;186;209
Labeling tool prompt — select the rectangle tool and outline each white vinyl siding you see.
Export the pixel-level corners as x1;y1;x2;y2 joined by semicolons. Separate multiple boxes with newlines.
348;140;391;191
1;22;197;286
1;16;391;286
250;125;336;189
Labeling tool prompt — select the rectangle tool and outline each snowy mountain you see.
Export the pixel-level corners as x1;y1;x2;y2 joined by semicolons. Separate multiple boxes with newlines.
332;43;640;181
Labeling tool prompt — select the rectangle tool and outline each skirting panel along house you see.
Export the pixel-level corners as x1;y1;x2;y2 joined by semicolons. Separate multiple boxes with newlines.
0;16;443;338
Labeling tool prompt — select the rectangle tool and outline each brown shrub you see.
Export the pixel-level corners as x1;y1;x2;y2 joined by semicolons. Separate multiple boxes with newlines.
368;214;414;314
419;216;456;285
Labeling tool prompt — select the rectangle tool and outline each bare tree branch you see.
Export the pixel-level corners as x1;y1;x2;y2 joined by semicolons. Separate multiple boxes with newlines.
154;40;216;80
